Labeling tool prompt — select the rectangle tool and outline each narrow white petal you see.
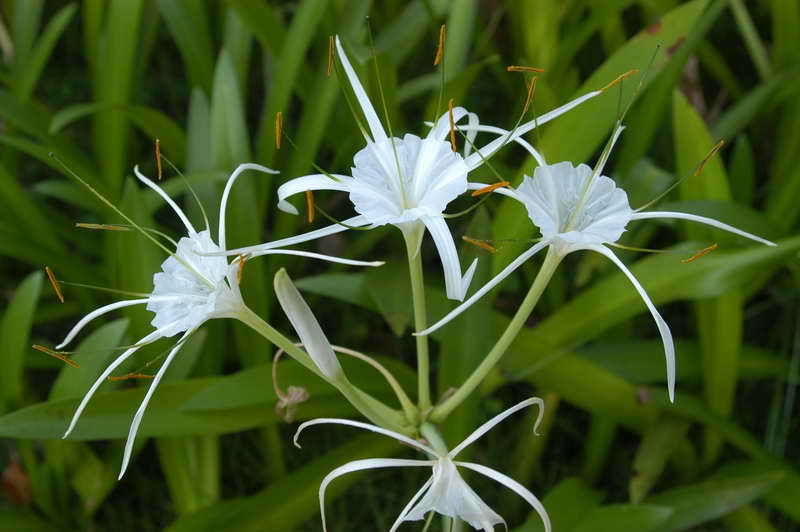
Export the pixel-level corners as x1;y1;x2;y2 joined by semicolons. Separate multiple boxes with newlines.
57;299;153;349
118;327;197;479
218;163;278;250
276;173;353;215
592;124;624;179
449;397;545;459
293;418;435;455
319;458;433;532
134;165;197;236
250;248;384;266
466;181;523;201
421;216;476;301
463;111;479;158
428;106;469;141
416;240;550;336
389;477;435;532
335;36;387;143
463;90;601;170
583;244;676;402
219;215;370;256
274;269;343;380
457;461;551;532
457;123;548;167
62;325;172;438
630;211;777;247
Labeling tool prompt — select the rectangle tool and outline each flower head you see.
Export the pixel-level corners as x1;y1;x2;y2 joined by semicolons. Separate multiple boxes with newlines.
295;398;550;532
221;36;603;301
58;164;383;478
418;125;776;402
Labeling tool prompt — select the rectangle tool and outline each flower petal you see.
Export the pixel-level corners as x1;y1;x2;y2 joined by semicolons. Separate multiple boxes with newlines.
276;173;353;215
251;249;384;266
591;123;624;179
293;418;435;455
421;216;478;301
630;211;777;247
134;166;197;236
389;477;435;532
62;324;176;439
582;244;675;402
119;326;198;479
456;123;548;167
449;397;545;459
462;111;479;158
427;105;469;141
219;215;371;256
57;298;156;349
274;269;343;381
457;461;551;532
416;240;550;336
319;458;433;532
218;163;278;250
335;36;387;143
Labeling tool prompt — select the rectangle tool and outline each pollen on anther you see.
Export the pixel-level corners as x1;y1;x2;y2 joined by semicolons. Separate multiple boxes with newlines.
75;223;131;232
434;24;446;66
600;69;639;92
45;266;64;303
275;111;283;150
305;190;315;224
447;98;457;152
108;373;154;382
327;35;334;76
462;236;496;253
155;139;163;180
237;254;247;285
507;65;545;73
32;344;78;368
682;243;718;263
471;181;510;197
695;140;725;177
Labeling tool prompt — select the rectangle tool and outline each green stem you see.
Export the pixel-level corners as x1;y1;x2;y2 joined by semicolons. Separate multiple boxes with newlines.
406;235;432;412
235;305;411;434
430;247;562;422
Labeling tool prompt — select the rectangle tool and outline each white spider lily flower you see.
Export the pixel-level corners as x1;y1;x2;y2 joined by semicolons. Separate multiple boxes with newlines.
295;397;550;532
418;125;776;402
221;35;602;301
59;164;384;479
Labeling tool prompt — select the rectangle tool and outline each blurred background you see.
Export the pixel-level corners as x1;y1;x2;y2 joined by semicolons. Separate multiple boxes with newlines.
0;0;798;530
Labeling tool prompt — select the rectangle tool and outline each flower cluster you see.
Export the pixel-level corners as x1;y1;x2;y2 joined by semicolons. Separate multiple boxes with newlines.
49;32;777;531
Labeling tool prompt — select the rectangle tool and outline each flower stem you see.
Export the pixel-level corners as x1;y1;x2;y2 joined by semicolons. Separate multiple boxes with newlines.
429;247;562;422
235;306;411;434
406;236;432;412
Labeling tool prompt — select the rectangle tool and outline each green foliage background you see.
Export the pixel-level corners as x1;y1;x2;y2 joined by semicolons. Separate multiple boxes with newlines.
0;0;798;530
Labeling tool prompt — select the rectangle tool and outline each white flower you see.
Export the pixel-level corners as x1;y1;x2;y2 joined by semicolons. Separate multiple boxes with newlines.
295;397;550;532
59;164;383;478
418;125;776;402
221;35;602;301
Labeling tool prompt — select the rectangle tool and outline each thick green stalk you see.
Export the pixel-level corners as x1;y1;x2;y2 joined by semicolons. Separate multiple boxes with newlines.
430;247;562;422
407;239;432;412
235;305;411;434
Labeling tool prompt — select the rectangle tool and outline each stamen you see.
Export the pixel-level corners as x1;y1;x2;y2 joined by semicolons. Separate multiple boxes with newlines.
272;347;310;422
434;24;446;66
155;139;162;180
107;373;154;382
448;98;457;152
471;181;510;197
682;243;718;263
523;76;538;114
506;65;545;73
327;35;334;76
462;235;496;253
695;140;725;177
237;254;247;285
75;222;133;231
599;69;639;92
44;266;64;303
32;344;78;368
275;111;283;150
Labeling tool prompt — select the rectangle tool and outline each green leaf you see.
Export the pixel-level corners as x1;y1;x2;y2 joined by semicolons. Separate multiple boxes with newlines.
0;510;57;532
630;416;690;503
513;477;602;532
571;505;673;532
365;261;412;335
157;0;214;92
0;271;43;413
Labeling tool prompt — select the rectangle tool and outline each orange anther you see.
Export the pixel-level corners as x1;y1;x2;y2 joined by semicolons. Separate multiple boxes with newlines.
506;65;545;73
462;236;496;253
434;24;446;66
155;139;162;180
327;35;334;76
600;69;639;92
305;190;315;224
471;181;510;197
237;254;247;285
275;111;283;150
448;98;457;152
108;373;154;382
694;140;725;177
45;266;64;303
32;344;78;368
75;223;131;231
682;243;718;263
